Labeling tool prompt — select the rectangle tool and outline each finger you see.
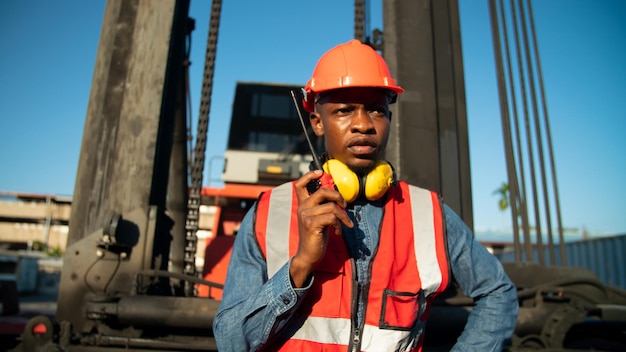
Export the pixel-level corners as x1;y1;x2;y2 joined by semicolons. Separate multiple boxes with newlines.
301;202;354;232
305;186;345;207
335;206;354;229
312;209;351;236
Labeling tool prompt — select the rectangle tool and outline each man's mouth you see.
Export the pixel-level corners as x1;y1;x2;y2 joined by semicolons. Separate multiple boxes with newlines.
349;145;376;155
347;138;377;155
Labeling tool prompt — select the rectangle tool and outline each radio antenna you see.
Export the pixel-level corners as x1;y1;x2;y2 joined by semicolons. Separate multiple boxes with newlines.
290;90;323;170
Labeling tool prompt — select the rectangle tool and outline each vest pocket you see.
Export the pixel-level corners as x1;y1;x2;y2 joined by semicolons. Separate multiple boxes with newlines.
379;288;425;330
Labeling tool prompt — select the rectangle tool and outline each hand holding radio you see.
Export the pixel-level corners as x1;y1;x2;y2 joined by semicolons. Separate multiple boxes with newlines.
290;169;354;287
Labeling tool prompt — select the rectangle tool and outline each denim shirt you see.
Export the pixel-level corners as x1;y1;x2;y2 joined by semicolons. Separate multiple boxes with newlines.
214;199;519;352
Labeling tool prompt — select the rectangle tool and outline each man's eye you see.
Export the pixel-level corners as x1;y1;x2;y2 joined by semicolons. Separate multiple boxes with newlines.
369;109;387;117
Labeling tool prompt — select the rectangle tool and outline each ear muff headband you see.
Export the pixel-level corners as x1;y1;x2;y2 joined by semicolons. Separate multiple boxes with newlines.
322;159;395;202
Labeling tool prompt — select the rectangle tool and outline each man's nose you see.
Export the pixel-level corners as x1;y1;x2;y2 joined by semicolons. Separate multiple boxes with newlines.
350;107;375;133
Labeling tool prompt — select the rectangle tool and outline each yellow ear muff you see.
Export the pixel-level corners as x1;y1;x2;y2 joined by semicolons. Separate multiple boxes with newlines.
323;159;359;203
364;160;395;201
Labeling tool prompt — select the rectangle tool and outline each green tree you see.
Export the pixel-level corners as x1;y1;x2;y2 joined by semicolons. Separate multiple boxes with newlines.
46;245;64;258
492;182;510;212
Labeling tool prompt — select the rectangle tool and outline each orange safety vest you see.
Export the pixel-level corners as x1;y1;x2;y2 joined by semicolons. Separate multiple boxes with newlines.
255;181;450;352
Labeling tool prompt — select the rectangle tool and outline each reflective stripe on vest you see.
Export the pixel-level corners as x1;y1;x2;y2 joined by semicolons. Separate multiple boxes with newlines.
289;316;419;350
255;181;449;351
262;182;294;278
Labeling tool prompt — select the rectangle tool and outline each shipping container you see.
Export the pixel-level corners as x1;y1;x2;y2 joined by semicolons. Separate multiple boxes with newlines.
496;233;626;289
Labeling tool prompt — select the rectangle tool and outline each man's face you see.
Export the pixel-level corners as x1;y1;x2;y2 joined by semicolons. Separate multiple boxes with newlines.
310;87;391;175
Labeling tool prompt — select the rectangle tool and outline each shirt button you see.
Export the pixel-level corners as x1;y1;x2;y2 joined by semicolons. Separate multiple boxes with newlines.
282;298;290;305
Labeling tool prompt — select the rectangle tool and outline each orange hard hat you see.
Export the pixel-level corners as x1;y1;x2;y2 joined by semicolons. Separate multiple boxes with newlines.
302;39;404;112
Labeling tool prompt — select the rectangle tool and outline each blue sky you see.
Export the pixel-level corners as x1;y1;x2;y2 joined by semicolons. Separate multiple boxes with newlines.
1;1;625;238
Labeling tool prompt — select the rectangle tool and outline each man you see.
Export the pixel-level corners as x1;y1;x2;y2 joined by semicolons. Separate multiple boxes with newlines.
213;39;518;351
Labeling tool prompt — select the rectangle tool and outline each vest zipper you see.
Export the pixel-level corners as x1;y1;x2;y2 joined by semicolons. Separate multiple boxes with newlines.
348;257;361;352
350;281;372;352
351;327;361;352
348;204;383;352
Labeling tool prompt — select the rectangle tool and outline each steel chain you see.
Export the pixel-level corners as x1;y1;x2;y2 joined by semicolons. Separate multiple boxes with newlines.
184;0;222;296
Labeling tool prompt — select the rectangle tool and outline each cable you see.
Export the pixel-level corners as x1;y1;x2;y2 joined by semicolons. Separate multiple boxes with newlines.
103;254;122;294
83;252;123;295
83;256;102;294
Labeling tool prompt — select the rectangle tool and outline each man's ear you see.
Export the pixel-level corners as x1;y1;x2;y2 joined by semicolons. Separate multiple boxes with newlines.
309;112;324;137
